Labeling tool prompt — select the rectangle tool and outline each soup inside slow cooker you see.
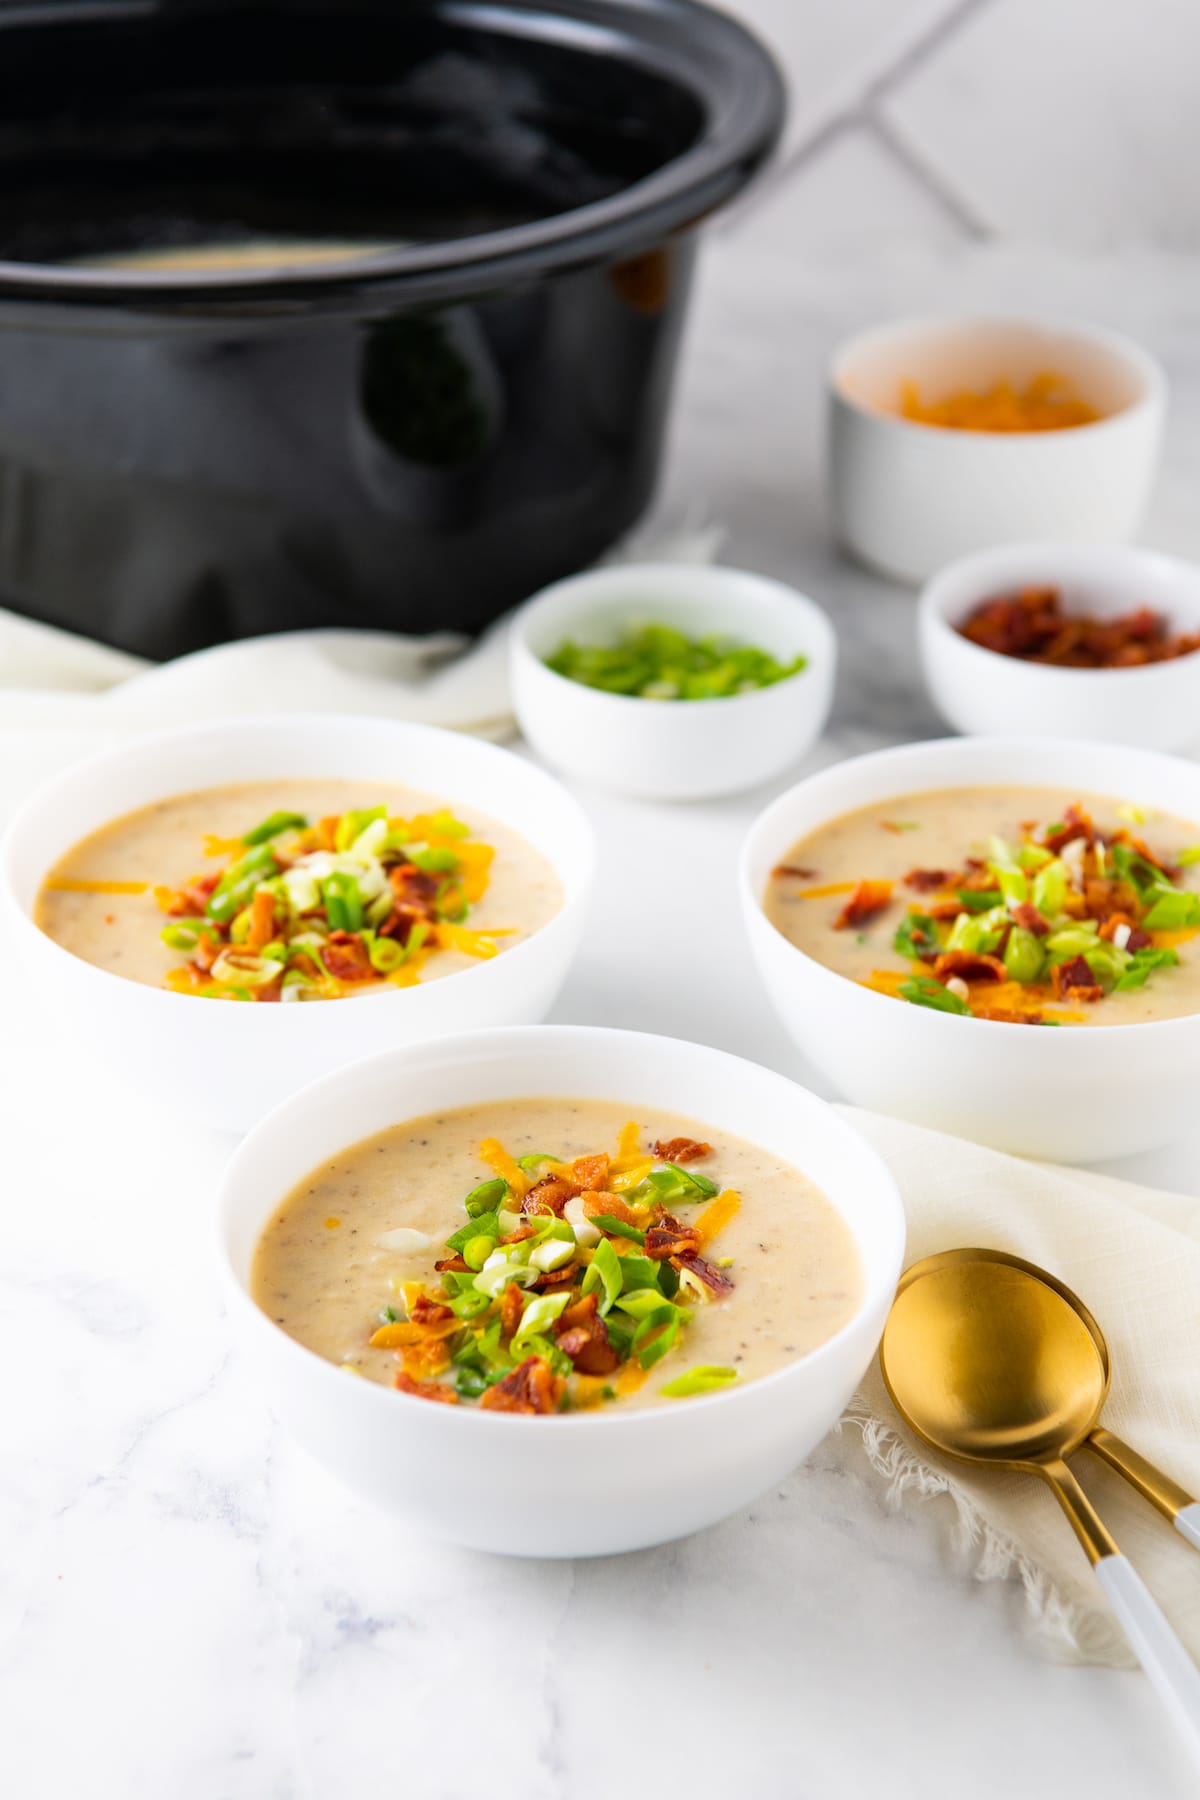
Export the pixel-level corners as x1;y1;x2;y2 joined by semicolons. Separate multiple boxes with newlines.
0;3;706;271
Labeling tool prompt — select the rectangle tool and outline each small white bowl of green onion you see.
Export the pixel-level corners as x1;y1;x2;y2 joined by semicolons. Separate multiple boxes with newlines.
510;563;836;800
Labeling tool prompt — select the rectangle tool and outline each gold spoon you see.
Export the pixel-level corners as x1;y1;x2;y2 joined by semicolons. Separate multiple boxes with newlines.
881;1248;1200;1767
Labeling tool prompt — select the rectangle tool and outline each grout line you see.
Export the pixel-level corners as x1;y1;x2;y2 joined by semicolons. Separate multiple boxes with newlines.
718;0;993;235
865;112;992;239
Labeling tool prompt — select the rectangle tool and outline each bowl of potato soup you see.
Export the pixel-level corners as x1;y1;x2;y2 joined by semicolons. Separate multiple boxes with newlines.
217;1025;904;1555
0;716;593;1132
741;736;1200;1161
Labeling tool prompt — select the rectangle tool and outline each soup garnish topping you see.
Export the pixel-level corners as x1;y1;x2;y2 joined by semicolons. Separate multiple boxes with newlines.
544;622;806;700
956;586;1200;668
788;800;1200;1025
897;371;1100;432
368;1121;744;1411
139;804;509;1001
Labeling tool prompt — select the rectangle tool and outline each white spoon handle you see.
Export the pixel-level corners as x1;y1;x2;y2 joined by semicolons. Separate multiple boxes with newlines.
1094;1555;1200;1769
1176;1503;1200;1552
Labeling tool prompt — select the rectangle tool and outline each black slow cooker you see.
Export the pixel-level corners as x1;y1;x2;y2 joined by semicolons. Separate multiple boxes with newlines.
0;0;783;659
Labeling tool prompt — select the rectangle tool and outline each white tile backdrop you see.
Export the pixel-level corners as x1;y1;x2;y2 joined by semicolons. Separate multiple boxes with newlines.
721;0;1200;248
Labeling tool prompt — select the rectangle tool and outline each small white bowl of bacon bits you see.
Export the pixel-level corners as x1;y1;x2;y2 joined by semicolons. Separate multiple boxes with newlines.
919;542;1200;752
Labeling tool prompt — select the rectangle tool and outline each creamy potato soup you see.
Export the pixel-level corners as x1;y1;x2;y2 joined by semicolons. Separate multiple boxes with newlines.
764;787;1200;1027
251;1100;862;1413
37;780;561;1001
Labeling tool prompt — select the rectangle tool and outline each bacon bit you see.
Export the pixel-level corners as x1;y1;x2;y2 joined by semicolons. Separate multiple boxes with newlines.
157;872;220;915
693;1188;741;1248
1010;900;1051;936
972;1007;1045;1025
933;950;1007;983
554;1292;619;1375
571;1153;610;1191
321;929;375;982
521;1174;577;1216
645;1213;701;1260
402;1337;453;1380
409;1292;454;1329
395;1371;459;1404
957;586;1200;667
529;1260;580;1292
1098;912;1151;951
904;868;953;892
582;1191;641;1227
245;887;277;953
256;983;282;1003
500;1281;524;1339
499;1221;538;1246
1049;804;1096;850
672;1250;735;1298
479;1355;564;1415
434;1253;470;1274
834;879;894;930
771;863;817;880
388;863;441;910
651;1137;712;1164
1083;877;1140;923
1052;955;1103;1002
957;865;999;892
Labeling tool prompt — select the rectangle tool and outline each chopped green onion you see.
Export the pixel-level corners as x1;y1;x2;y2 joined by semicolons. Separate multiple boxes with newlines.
633;1163;718;1206
1003;925;1045;986
581;1238;622;1316
947;906;1007;956
899;976;971;1016
617;1255;665;1294
660;1365;739;1398
465;1177;509;1218
447;1287;493;1320
241;810;308;846
436;878;469;923
588;1214;646;1245
160;919;212;952
206;844;280;923
990;863;1029;907
410;847;460;873
368;937;405;974
956;887;1004;914
1142;891;1200;931
893;911;938;960
335;807;387;852
320;871;363;932
463;1235;496;1272
613;1287;670;1320
529;1238;575;1274
446;1211;500;1255
1114;947;1180;991
544;623;808;702
1031;860;1068;918
516;1152;561;1174
1177;846;1200;866
1017;843;1053;872
425;810;470;839
512;1293;570;1354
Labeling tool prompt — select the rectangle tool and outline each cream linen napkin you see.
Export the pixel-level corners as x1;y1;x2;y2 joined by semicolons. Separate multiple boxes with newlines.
840;1106;1200;1667
0;518;724;736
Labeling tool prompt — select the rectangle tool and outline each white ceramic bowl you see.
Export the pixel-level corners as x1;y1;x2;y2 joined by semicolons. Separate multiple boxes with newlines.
216;1024;905;1556
0;715;594;1135
920;542;1200;752
829;316;1166;586
741;736;1200;1163
509;562;836;800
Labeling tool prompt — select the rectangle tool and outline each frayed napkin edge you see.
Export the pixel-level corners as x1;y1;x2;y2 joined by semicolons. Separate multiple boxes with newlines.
840;1404;1135;1669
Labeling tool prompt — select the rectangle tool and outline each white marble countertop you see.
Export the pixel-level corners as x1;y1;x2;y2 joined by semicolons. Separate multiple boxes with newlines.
6;221;1200;1795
